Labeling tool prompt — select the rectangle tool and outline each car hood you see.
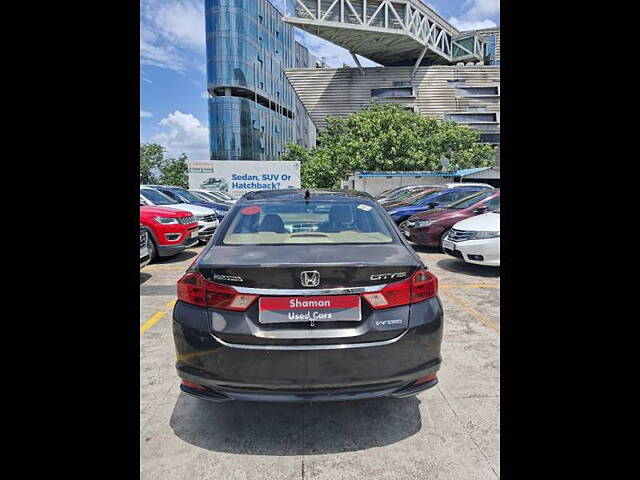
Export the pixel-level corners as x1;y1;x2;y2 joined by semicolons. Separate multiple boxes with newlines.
140;205;192;217
157;203;217;216
453;212;500;231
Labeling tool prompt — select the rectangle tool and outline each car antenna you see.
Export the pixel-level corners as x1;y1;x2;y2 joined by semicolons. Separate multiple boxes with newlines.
304;189;311;204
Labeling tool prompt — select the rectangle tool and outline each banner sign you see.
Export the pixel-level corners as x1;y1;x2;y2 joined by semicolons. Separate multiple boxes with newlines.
188;160;301;198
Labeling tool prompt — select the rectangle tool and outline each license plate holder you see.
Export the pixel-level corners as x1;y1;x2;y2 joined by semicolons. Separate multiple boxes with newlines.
190;230;199;238
443;240;455;250
258;295;361;324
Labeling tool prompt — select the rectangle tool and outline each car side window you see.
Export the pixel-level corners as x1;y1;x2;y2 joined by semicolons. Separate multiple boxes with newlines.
161;190;180;202
483;196;501;211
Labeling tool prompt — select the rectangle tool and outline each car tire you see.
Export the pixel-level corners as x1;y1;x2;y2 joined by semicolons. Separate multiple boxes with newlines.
440;228;452;252
146;230;158;263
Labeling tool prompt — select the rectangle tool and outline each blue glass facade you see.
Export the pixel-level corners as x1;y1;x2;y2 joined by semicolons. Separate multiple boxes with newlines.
485;34;499;66
205;0;315;160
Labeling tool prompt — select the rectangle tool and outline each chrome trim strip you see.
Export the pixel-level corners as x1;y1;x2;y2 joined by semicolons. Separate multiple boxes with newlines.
209;330;407;351
233;284;386;296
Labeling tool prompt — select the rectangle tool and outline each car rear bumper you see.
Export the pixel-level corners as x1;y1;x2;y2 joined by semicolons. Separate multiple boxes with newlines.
172;297;443;402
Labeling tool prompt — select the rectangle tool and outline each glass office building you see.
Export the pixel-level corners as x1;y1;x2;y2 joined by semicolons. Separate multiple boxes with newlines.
205;0;316;161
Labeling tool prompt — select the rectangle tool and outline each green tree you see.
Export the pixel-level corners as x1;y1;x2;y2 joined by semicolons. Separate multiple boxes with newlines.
159;153;188;187
281;104;496;188
140;143;189;187
140;143;165;183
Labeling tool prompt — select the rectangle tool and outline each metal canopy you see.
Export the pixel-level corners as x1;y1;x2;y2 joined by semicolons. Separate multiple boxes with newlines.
284;0;486;66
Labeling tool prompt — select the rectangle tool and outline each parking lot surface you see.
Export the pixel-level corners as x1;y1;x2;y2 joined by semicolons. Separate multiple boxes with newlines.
140;244;499;479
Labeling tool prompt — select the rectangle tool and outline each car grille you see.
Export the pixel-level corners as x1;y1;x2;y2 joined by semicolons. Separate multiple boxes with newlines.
448;229;473;242
178;215;196;225
196;214;216;222
139;228;147;247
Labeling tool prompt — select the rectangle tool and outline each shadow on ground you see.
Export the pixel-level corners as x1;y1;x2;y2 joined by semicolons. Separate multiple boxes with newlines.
170;392;422;455
436;259;500;278
140;272;152;284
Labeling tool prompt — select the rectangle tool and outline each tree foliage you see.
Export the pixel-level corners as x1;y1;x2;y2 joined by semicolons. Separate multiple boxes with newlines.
281;104;497;188
140;144;188;187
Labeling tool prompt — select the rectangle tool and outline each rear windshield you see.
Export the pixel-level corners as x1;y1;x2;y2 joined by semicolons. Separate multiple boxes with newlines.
221;200;394;245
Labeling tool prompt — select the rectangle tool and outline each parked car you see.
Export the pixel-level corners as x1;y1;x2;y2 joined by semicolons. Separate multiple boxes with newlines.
400;190;501;248
385;186;491;225
173;189;443;403
140;205;200;262
145;185;229;221
442;209;500;266
377;185;437;205
377;182;494;206
190;189;235;206
140;187;219;243
140;225;150;269
382;187;444;211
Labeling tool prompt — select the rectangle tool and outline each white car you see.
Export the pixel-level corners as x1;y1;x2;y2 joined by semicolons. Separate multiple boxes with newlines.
190;189;236;205
442;210;500;266
140;186;219;242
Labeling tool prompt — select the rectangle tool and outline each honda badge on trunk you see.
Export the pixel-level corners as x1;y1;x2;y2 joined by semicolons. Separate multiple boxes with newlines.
301;271;320;287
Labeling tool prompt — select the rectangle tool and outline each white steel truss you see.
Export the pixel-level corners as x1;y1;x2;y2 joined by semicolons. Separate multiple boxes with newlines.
285;0;486;66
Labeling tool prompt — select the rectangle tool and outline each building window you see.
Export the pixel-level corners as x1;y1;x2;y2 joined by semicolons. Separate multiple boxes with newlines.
371;87;415;98
467;106;487;112
455;86;499;97
258;15;263;24
444;112;497;123
447;80;466;87
393;81;412;87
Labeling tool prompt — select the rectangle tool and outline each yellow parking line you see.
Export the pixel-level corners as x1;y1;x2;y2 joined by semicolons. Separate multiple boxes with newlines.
166;300;176;309
140;310;166;334
443;292;500;332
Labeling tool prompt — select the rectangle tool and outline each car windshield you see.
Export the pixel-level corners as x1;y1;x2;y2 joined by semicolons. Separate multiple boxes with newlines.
202;191;233;203
222;200;394;245
173;188;205;203
388;187;427;201
141;189;175;205
191;191;212;202
404;189;441;205
218;192;235;201
447;191;496;209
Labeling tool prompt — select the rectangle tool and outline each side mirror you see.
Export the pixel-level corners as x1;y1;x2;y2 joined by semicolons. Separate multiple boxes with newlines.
427;202;439;208
473;205;489;214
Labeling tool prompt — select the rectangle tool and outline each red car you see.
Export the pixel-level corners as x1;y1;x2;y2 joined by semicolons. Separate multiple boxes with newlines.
401;190;500;247
140;205;200;262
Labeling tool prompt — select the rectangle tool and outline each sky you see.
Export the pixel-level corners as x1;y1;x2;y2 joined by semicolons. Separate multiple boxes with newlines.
140;0;500;160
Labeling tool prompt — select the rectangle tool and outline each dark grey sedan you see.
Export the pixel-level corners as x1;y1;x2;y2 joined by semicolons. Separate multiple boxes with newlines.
172;189;443;402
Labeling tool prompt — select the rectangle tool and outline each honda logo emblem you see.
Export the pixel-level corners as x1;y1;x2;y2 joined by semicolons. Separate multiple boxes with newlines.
300;270;320;287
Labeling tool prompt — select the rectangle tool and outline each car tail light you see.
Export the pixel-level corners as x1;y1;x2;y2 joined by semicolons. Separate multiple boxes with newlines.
182;379;206;391
204;281;259;311
176;272;206;307
177;271;258;311
414;373;437;385
362;269;437;310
